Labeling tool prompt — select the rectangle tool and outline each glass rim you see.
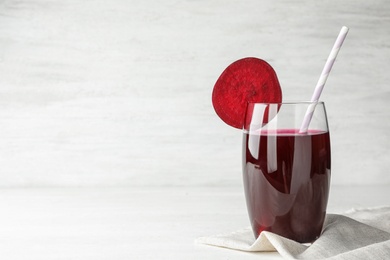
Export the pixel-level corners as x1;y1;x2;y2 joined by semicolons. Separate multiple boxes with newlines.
247;101;325;105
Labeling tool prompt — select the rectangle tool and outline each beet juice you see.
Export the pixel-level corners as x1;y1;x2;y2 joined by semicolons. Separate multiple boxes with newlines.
242;129;331;243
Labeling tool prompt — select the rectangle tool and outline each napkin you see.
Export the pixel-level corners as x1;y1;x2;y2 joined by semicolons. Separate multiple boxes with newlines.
196;206;390;259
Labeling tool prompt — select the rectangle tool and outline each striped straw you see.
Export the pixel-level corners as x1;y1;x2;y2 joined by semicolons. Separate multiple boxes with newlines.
299;26;349;133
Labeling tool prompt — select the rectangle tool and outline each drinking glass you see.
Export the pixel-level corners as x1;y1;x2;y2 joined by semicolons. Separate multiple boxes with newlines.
242;102;331;243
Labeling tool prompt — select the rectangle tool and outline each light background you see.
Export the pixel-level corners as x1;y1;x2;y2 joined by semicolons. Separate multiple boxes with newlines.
0;0;389;187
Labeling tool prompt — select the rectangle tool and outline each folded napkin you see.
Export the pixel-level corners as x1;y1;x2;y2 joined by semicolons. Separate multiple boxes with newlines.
196;206;390;259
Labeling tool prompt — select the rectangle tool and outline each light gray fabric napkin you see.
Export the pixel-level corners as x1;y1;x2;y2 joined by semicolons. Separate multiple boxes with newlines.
196;207;390;259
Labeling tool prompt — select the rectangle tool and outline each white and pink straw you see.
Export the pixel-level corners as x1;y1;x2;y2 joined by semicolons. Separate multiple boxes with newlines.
299;26;349;133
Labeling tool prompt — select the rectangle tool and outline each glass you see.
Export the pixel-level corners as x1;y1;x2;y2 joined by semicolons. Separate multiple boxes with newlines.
242;102;331;243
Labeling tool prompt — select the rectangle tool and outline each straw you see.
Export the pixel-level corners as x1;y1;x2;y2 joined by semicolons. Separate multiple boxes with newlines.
299;26;349;133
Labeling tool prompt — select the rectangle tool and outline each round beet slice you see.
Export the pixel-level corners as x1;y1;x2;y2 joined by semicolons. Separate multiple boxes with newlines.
212;57;282;129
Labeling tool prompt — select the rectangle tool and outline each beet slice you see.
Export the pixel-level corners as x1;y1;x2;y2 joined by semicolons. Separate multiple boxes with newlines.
212;57;282;129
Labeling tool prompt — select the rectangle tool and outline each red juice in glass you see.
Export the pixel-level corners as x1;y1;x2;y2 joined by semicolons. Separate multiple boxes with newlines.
243;103;331;243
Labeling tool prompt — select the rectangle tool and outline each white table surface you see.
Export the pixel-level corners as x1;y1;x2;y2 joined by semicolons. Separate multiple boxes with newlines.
0;185;388;259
